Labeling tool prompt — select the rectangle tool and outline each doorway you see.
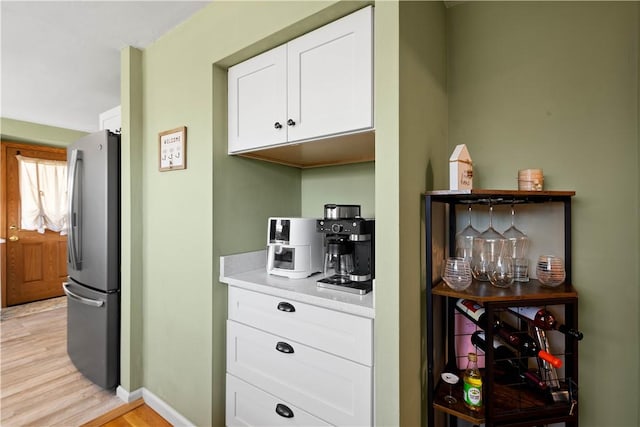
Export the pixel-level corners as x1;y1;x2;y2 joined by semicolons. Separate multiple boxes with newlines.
1;141;67;307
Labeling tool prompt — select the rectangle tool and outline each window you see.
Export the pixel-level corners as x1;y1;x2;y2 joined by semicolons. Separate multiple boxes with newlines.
17;155;68;234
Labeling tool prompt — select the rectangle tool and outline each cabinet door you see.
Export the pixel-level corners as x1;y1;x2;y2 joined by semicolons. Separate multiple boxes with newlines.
228;45;287;153
287;6;373;143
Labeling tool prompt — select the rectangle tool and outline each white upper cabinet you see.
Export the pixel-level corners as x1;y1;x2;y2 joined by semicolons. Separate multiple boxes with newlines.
228;6;373;156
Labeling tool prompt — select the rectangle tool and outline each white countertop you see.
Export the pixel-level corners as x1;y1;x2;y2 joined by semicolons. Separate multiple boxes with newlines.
219;250;374;319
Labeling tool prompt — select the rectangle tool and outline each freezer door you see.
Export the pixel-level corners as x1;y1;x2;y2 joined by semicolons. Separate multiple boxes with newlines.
67;131;120;292
64;281;119;389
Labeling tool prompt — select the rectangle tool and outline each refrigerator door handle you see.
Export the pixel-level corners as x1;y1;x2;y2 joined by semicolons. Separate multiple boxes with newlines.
63;282;104;307
67;149;82;270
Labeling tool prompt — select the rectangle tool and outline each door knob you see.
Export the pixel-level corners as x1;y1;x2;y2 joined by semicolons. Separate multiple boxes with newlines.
9;236;19;242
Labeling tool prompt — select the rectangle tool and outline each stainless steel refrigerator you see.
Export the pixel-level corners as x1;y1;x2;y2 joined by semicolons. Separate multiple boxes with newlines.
63;130;120;389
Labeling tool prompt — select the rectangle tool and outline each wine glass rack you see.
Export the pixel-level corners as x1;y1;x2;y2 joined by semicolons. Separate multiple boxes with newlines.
423;189;579;427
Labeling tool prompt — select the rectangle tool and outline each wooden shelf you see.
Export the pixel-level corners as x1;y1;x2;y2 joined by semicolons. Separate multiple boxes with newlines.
433;377;485;424
433;374;576;425
432;279;578;303
424;189;575;199
235;130;374;168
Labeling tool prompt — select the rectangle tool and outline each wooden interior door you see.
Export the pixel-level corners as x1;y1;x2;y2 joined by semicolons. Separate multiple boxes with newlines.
1;142;67;307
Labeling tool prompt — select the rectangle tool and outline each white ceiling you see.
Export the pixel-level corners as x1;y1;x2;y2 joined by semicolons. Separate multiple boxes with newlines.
1;1;211;133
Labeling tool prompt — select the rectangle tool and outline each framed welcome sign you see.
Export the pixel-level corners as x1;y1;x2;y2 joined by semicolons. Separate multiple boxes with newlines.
159;126;187;171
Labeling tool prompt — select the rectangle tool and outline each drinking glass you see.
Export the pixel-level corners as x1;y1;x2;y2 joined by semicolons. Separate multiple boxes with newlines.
489;253;514;288
442;258;473;291
441;372;459;404
455;205;479;262
536;255;566;287
502;204;530;282
472;205;507;281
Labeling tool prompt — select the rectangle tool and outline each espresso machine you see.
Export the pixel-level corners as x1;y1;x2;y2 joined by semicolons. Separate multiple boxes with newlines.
267;217;323;279
316;204;375;294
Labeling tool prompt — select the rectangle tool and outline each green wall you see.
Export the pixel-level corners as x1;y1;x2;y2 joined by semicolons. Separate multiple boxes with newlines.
133;2;386;425
0;117;86;146
373;2;401;424
447;2;640;425
398;3;448;426
301;162;375;217
119;46;144;394
123;1;639;426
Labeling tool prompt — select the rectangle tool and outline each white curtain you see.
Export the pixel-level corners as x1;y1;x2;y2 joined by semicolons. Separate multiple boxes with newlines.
17;155;68;235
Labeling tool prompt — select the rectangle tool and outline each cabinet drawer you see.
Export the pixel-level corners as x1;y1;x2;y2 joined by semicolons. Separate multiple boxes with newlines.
227;320;372;427
228;286;372;365
226;374;331;427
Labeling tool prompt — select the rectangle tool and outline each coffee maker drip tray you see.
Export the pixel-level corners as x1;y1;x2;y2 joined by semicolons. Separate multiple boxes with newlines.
317;276;372;295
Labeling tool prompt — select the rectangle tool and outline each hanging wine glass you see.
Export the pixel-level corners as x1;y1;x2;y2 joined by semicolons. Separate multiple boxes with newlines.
455;204;480;262
472;203;506;281
502;203;530;282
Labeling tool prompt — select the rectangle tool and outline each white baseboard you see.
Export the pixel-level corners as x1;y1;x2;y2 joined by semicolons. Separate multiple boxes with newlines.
116;385;143;402
115;386;195;427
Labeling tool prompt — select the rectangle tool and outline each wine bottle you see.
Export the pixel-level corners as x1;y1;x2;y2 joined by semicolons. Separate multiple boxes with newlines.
471;331;548;392
495;319;563;368
456;298;563;368
509;306;583;340
463;352;483;411
456;298;489;328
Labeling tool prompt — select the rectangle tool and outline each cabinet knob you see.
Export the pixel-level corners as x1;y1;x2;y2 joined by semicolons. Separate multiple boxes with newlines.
287;119;296;127
275;403;294;418
275;341;294;354
274;122;283;129
277;302;295;313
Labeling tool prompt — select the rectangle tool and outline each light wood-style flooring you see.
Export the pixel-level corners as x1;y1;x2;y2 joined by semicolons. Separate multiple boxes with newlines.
0;298;125;426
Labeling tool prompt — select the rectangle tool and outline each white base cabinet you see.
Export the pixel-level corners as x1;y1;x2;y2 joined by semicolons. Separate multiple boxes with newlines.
226;286;373;427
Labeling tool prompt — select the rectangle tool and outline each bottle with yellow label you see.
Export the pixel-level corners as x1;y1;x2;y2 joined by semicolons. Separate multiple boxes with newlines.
463;352;483;411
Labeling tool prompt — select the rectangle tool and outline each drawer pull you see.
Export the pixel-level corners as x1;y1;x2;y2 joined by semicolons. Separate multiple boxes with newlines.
275;341;294;354
275;403;294;418
277;301;296;313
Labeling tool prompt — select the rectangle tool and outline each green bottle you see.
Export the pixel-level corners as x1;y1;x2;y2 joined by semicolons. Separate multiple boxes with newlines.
463;352;483;411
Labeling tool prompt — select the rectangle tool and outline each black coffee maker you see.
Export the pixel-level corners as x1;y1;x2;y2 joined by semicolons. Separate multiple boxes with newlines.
316;204;375;295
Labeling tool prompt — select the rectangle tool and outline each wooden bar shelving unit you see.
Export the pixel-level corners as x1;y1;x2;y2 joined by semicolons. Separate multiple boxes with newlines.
424;190;579;427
